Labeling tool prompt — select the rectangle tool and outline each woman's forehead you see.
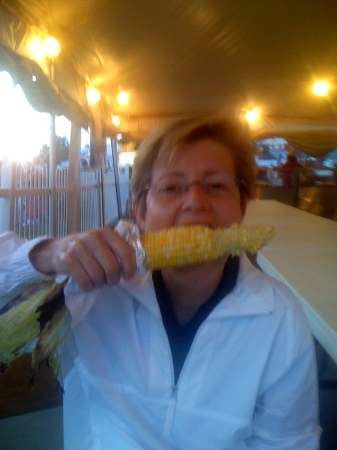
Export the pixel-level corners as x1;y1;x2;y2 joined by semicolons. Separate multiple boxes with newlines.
153;138;235;171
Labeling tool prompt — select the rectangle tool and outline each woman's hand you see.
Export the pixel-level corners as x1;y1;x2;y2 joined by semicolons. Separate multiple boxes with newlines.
29;226;137;291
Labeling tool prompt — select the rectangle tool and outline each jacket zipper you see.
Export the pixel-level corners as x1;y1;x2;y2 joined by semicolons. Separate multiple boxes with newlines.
162;318;178;437
162;323;207;436
163;384;178;436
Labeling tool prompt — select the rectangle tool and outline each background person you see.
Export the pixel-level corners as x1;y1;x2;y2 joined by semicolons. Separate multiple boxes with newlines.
278;150;304;185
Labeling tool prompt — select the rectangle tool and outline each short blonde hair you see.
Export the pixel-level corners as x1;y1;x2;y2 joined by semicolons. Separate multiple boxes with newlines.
131;115;257;214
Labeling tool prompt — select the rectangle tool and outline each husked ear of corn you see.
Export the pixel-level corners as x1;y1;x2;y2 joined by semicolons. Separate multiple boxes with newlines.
213;224;275;256
141;224;275;270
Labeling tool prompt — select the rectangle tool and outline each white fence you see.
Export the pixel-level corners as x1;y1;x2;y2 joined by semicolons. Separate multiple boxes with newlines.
12;163;50;238
0;162;127;239
80;169;103;233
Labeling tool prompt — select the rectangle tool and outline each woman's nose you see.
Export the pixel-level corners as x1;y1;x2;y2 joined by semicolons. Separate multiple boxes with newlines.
180;182;210;207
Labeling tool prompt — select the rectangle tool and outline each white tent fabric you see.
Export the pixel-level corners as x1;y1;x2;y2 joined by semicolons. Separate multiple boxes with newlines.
1;0;337;155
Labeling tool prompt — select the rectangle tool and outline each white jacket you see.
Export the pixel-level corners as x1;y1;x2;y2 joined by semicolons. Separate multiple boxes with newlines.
0;234;320;449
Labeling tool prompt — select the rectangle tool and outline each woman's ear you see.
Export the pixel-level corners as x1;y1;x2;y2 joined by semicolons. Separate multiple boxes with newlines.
134;201;146;231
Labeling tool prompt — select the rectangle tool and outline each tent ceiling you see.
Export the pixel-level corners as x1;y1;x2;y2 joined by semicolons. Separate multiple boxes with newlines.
1;0;337;146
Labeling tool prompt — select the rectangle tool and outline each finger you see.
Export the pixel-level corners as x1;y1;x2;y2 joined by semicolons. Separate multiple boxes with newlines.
79;230;124;285
57;250;96;291
58;238;110;290
67;230;129;287
89;228;137;282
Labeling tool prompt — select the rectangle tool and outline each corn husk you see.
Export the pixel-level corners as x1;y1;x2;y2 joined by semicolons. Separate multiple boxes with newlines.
0;279;69;385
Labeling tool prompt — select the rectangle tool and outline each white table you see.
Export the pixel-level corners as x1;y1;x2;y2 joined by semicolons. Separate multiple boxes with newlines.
245;199;337;249
244;200;337;365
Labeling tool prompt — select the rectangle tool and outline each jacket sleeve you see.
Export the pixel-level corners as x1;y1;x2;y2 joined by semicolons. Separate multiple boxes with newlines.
247;291;321;449
0;231;98;329
0;232;49;307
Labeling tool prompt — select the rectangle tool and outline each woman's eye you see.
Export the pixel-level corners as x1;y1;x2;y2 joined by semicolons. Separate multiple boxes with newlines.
161;183;181;193
208;182;228;191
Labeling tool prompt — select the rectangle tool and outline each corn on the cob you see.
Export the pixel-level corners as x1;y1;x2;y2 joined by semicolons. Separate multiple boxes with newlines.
141;224;275;270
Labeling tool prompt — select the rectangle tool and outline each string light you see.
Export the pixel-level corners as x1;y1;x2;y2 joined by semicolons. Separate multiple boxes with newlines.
28;37;44;63
245;108;260;124
312;81;329;97
112;115;121;127
117;91;129;106
87;88;101;105
43;36;61;59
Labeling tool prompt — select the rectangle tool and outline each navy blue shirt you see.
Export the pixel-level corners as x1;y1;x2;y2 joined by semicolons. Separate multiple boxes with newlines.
153;256;239;383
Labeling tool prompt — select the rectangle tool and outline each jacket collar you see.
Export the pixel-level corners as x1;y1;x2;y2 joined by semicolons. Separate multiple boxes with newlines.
119;270;160;316
119;255;275;319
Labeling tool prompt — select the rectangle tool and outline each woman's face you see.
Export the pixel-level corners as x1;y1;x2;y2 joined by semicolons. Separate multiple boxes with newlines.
136;138;244;231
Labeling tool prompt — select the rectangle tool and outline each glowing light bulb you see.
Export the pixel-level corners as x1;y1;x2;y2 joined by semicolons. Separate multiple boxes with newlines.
312;81;329;97
28;37;44;63
118;91;129;106
87;88;101;105
43;36;61;59
245;108;260;124
112;115;121;127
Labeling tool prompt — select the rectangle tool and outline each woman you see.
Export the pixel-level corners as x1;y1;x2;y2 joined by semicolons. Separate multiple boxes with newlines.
1;116;320;449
